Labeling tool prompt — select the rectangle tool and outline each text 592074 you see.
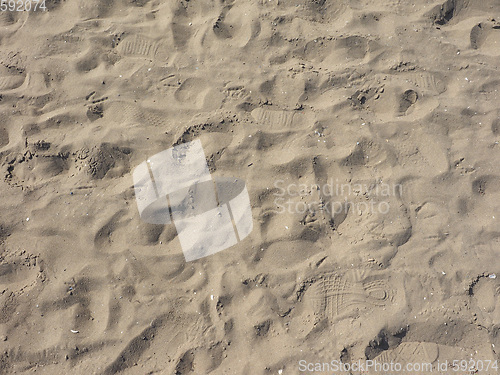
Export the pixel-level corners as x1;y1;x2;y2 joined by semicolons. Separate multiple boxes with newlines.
0;0;46;11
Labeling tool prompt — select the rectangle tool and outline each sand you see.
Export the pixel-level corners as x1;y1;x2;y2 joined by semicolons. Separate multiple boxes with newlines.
0;0;500;374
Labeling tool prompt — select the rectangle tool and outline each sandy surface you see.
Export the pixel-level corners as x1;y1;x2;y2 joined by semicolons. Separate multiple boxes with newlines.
1;0;500;374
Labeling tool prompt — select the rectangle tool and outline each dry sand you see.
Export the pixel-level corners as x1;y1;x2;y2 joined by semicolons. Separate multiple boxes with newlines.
1;0;500;374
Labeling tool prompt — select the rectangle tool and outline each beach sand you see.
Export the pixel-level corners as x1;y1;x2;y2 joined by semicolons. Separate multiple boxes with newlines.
1;0;500;373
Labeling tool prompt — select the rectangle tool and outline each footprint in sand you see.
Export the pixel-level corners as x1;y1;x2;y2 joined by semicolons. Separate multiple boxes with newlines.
358;85;422;119
0;70;51;98
0;64;25;91
492;117;500;136
306;269;397;321
427;0;500;25
76;0;116;20
0;127;9;148
256;72;310;109
472;175;500;196
398;89;419;113
334;35;373;61
3;140;73;190
212;3;261;48
470;21;500;55
0;11;15;27
0;252;43;294
174;77;224;110
0;11;27;37
102;298;213;374
75;142;132;180
250;107;297;128
371;342;475;374
174;77;207;104
103;100;170;128
116;34;162;60
287;0;347;22
374;341;439;364
403;71;447;95
0;74;25;91
469;275;500;326
371;342;439;374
